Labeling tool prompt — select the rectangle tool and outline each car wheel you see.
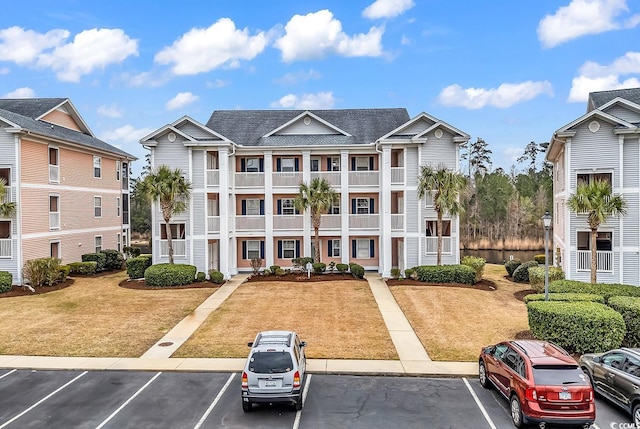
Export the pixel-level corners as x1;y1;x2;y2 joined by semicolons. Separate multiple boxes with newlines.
633;403;640;427
242;400;252;412
295;395;303;411
510;395;524;428
479;361;490;389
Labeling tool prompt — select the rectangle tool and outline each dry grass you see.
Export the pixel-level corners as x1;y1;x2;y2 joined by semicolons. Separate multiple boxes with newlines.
391;264;531;362
173;280;398;360
0;271;216;357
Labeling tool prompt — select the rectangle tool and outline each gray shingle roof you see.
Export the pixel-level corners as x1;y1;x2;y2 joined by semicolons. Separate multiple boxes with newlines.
205;108;410;146
588;87;640;110
0;99;135;159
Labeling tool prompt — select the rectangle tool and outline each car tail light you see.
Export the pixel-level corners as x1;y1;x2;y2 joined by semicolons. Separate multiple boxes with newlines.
586;387;594;402
525;387;538;401
242;371;248;389
293;371;301;388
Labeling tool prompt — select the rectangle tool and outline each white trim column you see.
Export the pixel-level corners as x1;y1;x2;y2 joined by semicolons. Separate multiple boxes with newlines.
218;148;230;278
302;150;312;258
264;151;274;267
340;150;350;265
380;145;392;277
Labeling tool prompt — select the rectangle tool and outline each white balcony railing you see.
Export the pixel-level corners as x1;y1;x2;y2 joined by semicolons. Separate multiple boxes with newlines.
391;214;404;230
319;214;341;229
49;212;60;230
207;216;220;233
391;167;404;184
1;186;12;204
273;172;303;187
235;215;265;230
577;250;613;272
235;172;264;187
160;239;186;257
349;214;379;229
349;171;379;186
273;215;303;230
423;237;452;255
310;171;341;186
49;165;59;183
0;238;11;258
206;169;219;186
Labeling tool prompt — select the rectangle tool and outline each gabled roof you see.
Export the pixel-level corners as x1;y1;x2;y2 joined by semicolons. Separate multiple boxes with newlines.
205;108;410;147
0;98;135;159
380;112;470;142
0;98;93;135
263;111;351;137
588;87;640;111
140;116;232;146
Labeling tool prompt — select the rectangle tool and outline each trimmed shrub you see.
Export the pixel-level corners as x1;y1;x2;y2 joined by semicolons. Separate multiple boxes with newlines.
534;254;546;264
59;265;70;282
292;257;313;272
504;259;522;277
208;269;224;284
527;301;625;354
0;271;11;293
125;256;151;279
461;256;485;283
529;266;565;293
415;265;475;285
404;268;415;279
100;249;124;270
523;293;605;304
350;263;365;279
269;266;280;274
123;245;141;258
82;252;106;271
608;296;640;347
22;257;61;287
336;263;349;274
144;263;197;287
549;280;640;302
512;260;538;283
275;268;286;276
68;261;98;275
312;262;326;274
390;268;401;279
196;271;206;282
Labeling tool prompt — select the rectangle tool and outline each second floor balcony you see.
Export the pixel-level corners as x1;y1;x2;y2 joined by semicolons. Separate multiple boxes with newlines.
207;216;220;233
391;214;404;230
310;171;341;186
577;250;613;273
320;214;341;230
273;214;303;230
391;167;404;185
160;239;186;257
235;172;264;188
273;172;303;187
349;214;379;229
207;169;219;187
236;215;265;231
423;237;452;255
0;238;11;258
349;171;379;186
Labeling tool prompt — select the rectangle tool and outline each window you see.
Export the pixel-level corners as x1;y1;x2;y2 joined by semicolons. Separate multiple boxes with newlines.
329;239;340;257
603;352;625;370
0;221;9;239
122;229;128;247
502;348;526;378
356;198;370;214
426;220;451;237
310;158;320;172
160;223;186;240
357;239;370;259
0;221;10;257
577;172;612;186
49;147;59;182
50;241;60;258
329;199;340;214
282;240;296;259
117;233;121;252
246;158;260;172
280;158;295;172
116;161;121;181
94;236;102;253
49;195;60;229
355;156;370;171
246;199;260;215
330;157;340;171
622;355;640;377
94;196;102;218
116;197;120;217
577;231;612;251
49;147;59;166
281;199;296;215
93;156;102;178
246;240;261;259
0;168;10;186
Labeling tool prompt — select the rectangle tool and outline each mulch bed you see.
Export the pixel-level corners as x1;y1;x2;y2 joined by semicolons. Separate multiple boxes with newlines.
514;289;536;302
0;279;76;298
385;278;497;292
246;272;360;283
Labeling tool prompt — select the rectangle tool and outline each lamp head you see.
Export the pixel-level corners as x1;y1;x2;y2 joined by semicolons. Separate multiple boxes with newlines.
542;211;552;229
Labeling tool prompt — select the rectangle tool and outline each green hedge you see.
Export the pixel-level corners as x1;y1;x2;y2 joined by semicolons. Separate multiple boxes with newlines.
608;296;640;347
313;262;326;274
196;272;206;282
126;256;152;279
68;261;98;275
0;271;11;293
549;279;640;302
144;263;197;287
415;265;476;285
523;293;605;304
527;301;625;353
82;252;106;271
59;265;70;282
404;267;416;279
349;263;365;279
336;263;348;274
269;265;280;273
529;266;565;293
505;259;521;277
99;249;124;270
512;260;538;283
208;269;224;284
534;254;546;264
461;256;485;283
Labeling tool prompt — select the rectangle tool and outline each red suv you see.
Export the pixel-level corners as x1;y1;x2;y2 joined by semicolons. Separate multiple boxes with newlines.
478;340;595;428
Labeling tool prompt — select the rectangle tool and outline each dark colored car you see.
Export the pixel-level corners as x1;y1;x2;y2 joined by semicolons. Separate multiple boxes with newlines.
479;340;595;428
580;348;640;426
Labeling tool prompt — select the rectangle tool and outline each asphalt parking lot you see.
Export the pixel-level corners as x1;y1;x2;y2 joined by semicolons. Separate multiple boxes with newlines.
0;369;629;428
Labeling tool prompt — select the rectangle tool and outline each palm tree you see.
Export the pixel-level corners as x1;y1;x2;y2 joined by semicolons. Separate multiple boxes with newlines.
417;164;467;265
294;178;337;264
567;179;627;284
137;165;192;264
0;178;16;218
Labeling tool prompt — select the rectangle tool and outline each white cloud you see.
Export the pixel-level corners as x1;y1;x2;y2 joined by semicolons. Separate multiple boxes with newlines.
97;104;123;118
400;35;411;45
36;28;138;82
121;71;169;87
166;92;199;110
0;26;69;64
567;51;640;101
2;87;35;98
270;91;335;109
155;18;267;75
99;124;156;144
538;0;640;48
438;81;554;109
363;0;415;19
274;69;321;85
206;79;230;88
0;67;9;74
274;10;384;62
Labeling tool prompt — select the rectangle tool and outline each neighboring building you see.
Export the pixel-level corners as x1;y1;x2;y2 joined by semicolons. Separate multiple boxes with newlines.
141;108;469;278
0;98;136;284
547;88;640;285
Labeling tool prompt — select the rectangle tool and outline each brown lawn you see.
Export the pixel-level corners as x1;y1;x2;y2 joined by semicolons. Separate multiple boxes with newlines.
0;271;216;357
173;279;398;360
390;264;531;362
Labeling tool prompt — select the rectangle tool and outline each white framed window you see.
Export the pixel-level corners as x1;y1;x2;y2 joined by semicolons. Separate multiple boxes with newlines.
331;156;340;171
49;194;60;230
247;240;260;259
122;229;128;247
116;161;121;181
50;241;60;258
0;167;10;186
116;197;120;217
0;221;10;258
49;147;59;183
246;158;260;172
94;196;102;218
577;172;612;186
329;199;340;214
426;220;451;237
356;198;370;214
246;199;260;215
331;239;340;257
282;199;296;215
355;156;369;171
49;147;59;166
117;233;121;252
160;223;186;240
577;231;612;251
94;235;102;253
310;158;320;172
282;239;296;259
281;158;295;172
93;156;102;178
357;239;370;259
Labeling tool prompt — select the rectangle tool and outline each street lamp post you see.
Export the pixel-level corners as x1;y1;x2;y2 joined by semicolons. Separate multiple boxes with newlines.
542;211;552;301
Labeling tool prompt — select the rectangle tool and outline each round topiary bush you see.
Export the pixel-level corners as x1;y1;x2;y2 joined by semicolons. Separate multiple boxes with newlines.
350;263;365;279
504;259;522;277
512;260;539;283
144;263;197;287
196;271;206;282
312;262;326;274
336;263;349;274
208;269;224;284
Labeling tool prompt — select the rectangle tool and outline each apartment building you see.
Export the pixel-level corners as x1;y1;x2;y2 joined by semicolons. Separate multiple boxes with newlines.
141;108;469;278
0;98;136;284
547;88;640;285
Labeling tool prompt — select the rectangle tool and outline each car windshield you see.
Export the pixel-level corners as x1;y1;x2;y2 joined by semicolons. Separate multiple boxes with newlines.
249;351;293;374
532;365;589;386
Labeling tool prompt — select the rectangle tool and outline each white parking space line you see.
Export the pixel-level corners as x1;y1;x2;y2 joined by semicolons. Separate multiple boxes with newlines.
0;369;16;380
463;377;497;429
193;373;236;429
0;371;87;429
292;374;312;429
95;371;162;429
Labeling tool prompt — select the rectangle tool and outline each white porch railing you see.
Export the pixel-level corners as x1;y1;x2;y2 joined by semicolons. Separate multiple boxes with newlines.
49;165;59;183
235;172;264;187
273;172;303;187
310;171;341;186
273;215;303;230
391;167;404;184
50;212;60;230
0;238;11;257
349;214;379;229
391;214;404;230
206;169;219;186
320;214;341;229
349;171;379;186
423;237;452;255
1;186;13;204
207;216;220;232
577;250;613;272
160;239;186;257
235;215;265;230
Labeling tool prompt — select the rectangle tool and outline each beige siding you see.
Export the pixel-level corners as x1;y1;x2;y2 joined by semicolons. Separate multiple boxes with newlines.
41;109;82;131
22;230;120;264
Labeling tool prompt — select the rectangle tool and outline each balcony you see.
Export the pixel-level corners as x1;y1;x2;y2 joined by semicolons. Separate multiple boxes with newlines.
160;239;186;257
423;237;452;255
349;214;379;229
272;172;303;187
1;186;13;204
235;215;265;230
320;214;341;229
391;214;404;230
207;216;220;233
0;238;11;258
349;171;379;186
49;165;59;183
310;171;341;186
273;215;303;230
577;250;613;272
235;172;264;188
207;169;219;186
50;212;60;230
391;167;404;185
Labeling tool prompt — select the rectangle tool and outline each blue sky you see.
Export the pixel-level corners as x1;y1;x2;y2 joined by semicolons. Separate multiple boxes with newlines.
1;0;640;177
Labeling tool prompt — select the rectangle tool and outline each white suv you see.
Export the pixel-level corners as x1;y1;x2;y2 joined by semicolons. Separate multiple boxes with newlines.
241;330;307;412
